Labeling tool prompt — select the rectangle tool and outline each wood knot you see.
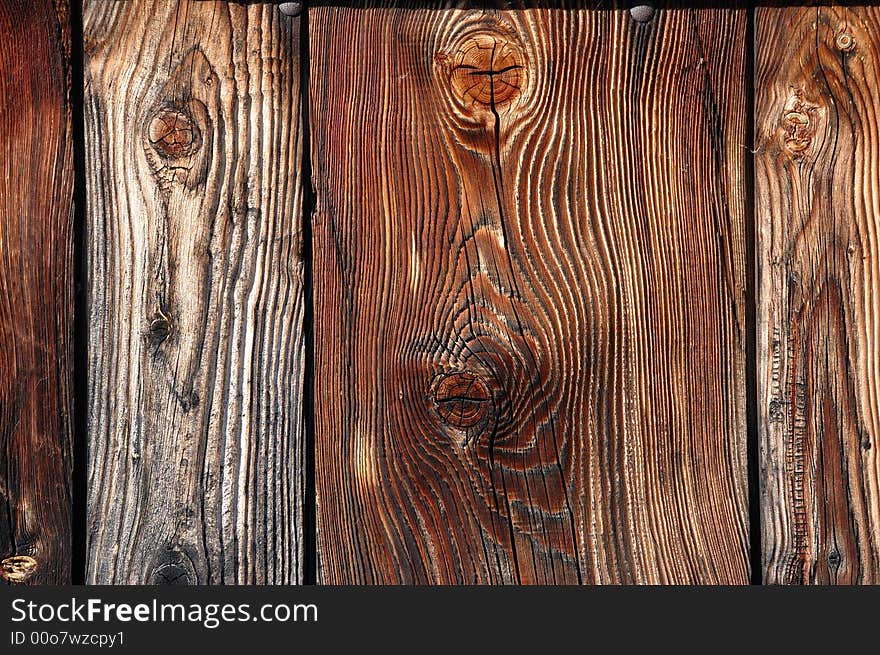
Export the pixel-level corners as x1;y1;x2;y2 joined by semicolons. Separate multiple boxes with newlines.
780;92;822;158
149;317;171;344
431;371;494;429
768;399;785;422
0;555;38;583
151;562;193;585
147;309;172;347
835;32;855;52
827;549;842;569
443;33;524;110
147;108;201;159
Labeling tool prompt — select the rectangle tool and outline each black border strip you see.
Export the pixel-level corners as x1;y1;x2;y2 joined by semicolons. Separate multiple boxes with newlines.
69;0;89;586
299;2;318;586
744;0;763;586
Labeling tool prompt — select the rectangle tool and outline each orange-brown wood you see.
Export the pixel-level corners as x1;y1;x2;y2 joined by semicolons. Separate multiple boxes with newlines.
312;4;751;584
0;0;74;584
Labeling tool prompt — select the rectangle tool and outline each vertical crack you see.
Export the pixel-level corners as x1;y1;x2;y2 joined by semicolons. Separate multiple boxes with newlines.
485;38;583;585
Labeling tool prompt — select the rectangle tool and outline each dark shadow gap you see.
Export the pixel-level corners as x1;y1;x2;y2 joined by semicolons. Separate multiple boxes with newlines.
299;3;318;586
745;1;763;586
69;0;90;586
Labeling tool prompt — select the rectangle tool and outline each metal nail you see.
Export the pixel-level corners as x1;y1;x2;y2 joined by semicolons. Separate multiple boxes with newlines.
630;4;656;24
278;2;303;17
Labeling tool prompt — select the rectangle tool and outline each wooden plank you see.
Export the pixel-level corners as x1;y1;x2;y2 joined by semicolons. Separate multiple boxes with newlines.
311;4;750;584
0;0;74;585
84;0;305;584
757;5;880;584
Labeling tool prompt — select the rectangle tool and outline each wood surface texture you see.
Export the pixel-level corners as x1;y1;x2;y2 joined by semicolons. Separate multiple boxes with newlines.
757;5;880;584
311;4;751;584
0;0;74;585
83;0;305;584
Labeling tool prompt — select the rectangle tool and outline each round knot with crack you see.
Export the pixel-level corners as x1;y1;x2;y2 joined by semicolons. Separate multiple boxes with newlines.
431;371;494;430
147;109;200;159
446;33;524;110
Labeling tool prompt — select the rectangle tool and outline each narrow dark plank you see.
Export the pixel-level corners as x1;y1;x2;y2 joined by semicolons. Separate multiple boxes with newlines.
312;4;750;584
0;0;74;585
84;0;305;584
757;5;880;584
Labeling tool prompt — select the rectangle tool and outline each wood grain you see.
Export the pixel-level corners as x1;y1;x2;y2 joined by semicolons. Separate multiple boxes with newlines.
83;0;305;584
311;4;750;584
757;5;880;584
0;0;74;585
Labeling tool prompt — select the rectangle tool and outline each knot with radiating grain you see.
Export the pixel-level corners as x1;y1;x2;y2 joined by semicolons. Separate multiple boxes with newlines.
446;33;524;109
430;371;495;431
433;16;528;137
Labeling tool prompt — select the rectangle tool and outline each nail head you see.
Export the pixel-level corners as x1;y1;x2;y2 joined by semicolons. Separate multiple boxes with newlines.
278;2;302;17
630;5;656;24
836;33;855;52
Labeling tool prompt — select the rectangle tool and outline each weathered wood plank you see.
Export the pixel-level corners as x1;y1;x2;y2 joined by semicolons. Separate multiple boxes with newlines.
312;4;750;584
0;0;74;585
84;0;305;584
757;5;880;584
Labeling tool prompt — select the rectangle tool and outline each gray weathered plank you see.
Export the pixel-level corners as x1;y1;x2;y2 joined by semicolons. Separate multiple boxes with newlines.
84;0;305;584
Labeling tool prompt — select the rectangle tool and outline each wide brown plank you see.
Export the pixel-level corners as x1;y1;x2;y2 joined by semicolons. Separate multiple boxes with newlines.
312;4;750;584
0;0;74;585
757;5;880;584
84;0;305;584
